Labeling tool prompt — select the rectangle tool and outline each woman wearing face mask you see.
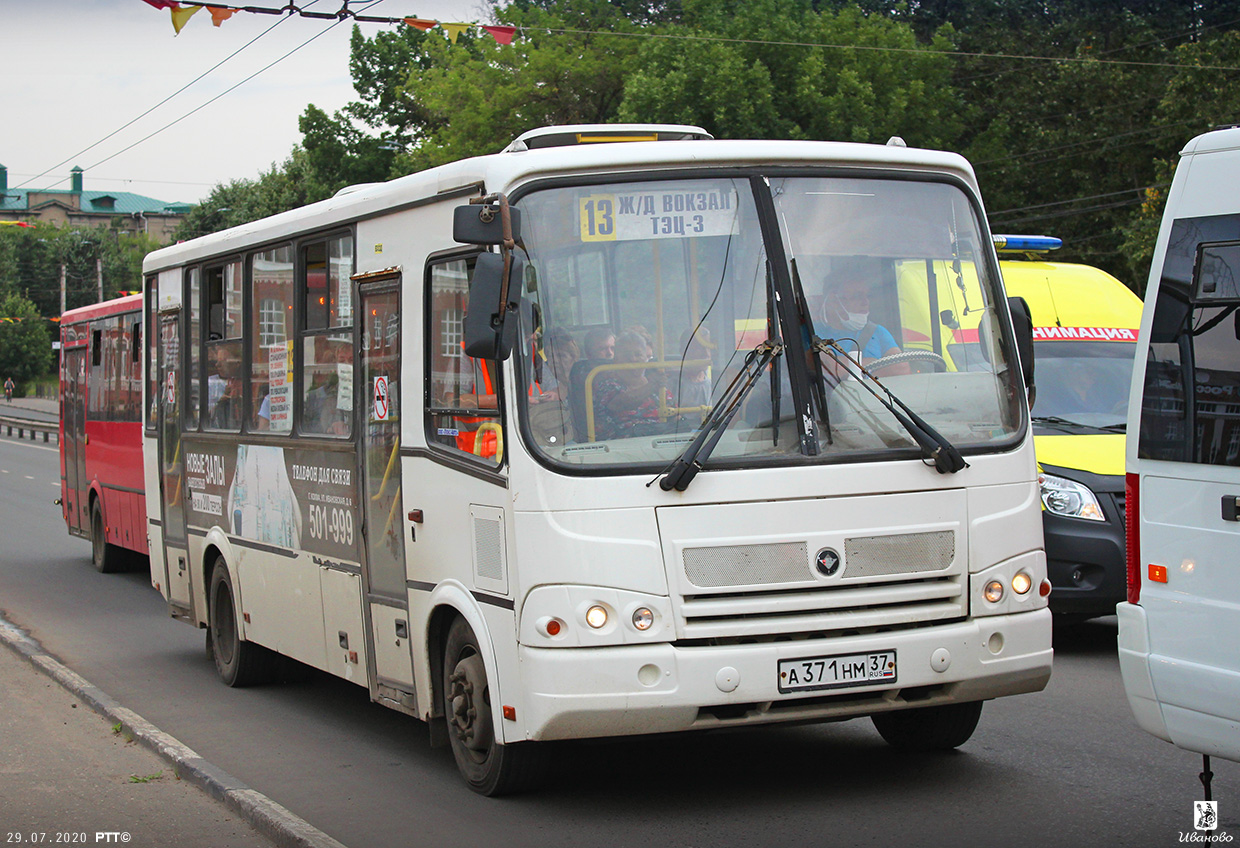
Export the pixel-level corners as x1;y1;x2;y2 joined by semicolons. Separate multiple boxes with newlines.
815;270;908;377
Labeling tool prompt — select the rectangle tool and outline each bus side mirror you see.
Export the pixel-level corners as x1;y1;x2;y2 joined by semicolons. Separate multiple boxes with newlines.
454;204;522;245
464;252;524;361
1007;295;1035;398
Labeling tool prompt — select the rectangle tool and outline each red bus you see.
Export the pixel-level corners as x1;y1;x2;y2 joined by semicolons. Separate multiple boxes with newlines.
60;294;148;571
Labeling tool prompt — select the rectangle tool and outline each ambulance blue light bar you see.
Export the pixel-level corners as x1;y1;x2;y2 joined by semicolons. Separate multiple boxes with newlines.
993;234;1062;253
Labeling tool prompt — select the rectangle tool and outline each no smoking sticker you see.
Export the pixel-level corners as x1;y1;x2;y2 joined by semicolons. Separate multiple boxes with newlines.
373;375;389;421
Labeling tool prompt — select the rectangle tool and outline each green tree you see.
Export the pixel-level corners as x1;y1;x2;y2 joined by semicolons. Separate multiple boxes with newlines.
0;292;53;385
0;223;160;317
617;0;963;147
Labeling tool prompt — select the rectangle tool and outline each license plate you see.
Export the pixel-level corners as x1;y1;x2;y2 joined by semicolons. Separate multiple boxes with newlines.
777;650;897;693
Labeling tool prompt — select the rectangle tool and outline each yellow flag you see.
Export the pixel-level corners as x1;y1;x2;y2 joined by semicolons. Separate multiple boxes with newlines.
440;22;470;44
170;5;201;34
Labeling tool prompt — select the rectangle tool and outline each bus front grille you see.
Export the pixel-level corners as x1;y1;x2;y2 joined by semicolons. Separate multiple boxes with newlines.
675;531;966;640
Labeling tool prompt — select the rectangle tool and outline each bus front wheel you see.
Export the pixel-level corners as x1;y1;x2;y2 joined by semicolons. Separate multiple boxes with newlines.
90;500;122;574
871;700;984;751
208;558;275;687
442;616;547;796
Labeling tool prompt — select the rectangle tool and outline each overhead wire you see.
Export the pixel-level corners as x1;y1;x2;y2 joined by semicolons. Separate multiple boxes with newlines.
14;6;310;193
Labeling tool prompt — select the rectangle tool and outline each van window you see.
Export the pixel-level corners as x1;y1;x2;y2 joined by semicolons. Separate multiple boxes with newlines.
1139;216;1240;465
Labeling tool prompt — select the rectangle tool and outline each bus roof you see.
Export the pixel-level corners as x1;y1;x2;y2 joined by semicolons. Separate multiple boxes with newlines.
143;127;980;275
59;293;143;324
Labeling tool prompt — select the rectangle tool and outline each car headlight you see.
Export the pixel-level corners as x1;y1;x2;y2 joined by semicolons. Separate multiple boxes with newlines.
1038;472;1104;521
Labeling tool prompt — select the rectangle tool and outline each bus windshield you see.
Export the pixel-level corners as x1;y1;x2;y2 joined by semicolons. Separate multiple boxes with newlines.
515;174;1022;471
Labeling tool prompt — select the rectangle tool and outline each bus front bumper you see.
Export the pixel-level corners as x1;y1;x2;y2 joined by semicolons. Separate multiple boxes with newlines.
512;609;1052;742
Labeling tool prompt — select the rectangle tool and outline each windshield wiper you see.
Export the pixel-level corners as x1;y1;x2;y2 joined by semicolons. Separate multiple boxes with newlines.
657;340;783;492
812;339;968;474
1032;415;1118;434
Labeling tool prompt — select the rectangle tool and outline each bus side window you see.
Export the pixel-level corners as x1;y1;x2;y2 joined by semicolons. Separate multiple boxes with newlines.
426;256;503;467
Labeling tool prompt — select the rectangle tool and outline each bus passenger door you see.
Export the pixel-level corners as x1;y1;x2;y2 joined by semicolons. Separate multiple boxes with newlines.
358;281;414;701
157;309;191;612
63;348;89;535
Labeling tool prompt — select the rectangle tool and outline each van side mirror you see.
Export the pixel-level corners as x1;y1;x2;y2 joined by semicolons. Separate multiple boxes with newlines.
454;203;522;245
1007;295;1036;399
464;252;524;361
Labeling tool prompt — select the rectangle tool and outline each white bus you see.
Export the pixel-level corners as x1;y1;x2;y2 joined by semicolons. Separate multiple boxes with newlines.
143;124;1053;795
1119;126;1240;773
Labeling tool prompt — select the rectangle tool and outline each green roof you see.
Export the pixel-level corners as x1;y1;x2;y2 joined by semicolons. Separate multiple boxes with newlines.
0;188;192;216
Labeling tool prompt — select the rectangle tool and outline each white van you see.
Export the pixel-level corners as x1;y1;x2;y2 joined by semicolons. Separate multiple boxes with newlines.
1119;126;1240;766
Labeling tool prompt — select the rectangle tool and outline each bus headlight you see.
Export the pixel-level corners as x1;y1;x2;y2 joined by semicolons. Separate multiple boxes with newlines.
984;580;1005;604
1012;571;1032;595
1039;472;1105;521
632;607;655;631
585;605;609;629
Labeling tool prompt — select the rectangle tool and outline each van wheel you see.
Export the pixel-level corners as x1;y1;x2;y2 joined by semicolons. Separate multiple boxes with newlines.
443;616;547;796
208;558;275;687
871;701;984;751
90;500;122;573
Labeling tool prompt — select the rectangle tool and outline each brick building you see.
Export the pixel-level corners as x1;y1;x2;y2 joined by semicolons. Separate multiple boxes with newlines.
0;164;191;242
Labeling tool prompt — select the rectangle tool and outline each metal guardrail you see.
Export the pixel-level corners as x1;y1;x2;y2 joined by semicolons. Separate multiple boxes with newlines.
0;415;58;444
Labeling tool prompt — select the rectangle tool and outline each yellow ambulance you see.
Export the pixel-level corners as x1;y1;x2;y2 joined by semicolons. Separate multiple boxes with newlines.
992;236;1141;621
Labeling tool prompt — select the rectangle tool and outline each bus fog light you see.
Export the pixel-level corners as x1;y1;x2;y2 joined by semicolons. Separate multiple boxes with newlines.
585;605;609;629
984;580;1005;604
632;607;654;631
1012;571;1032;595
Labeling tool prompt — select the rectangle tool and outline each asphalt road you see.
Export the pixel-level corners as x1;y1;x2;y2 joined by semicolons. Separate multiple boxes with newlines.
0;433;1235;848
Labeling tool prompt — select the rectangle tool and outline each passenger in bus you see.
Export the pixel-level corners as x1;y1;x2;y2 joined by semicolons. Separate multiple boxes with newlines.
536;328;579;403
210;375;243;429
814;262;908;377
569;327;616;439
591;330;674;440
304;338;352;435
255;391;271;430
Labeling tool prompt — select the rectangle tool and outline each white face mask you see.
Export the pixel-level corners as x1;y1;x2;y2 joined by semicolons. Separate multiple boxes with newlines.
829;294;868;332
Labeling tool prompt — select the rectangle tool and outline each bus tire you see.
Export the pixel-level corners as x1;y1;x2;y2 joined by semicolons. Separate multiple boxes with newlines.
443;616;547;796
871;700;984;751
208;558;275;687
90;500;123;574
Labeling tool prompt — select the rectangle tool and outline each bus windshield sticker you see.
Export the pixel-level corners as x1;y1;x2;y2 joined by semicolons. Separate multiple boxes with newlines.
578;188;740;243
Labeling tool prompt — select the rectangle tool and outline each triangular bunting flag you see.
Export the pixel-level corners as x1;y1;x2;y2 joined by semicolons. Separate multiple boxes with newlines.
142;0;180;9
170;4;201;34
403;17;437;31
208;7;235;26
482;25;517;45
440;22;470;44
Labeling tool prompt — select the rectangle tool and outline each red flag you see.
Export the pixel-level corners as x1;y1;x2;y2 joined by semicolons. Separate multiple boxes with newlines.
482;25;517;45
141;0;180;9
403;17;437;31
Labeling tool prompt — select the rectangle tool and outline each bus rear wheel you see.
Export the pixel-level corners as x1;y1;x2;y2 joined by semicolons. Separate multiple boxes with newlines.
442;616;547;796
871;700;984;751
90;500;122;574
208;558;275;687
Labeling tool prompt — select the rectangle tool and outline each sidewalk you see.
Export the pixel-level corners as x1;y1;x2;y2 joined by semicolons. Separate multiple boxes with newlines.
0;619;347;848
0;641;271;846
4;395;59;416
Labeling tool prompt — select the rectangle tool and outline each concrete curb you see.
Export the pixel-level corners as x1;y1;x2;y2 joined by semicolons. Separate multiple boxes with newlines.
0;614;348;848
